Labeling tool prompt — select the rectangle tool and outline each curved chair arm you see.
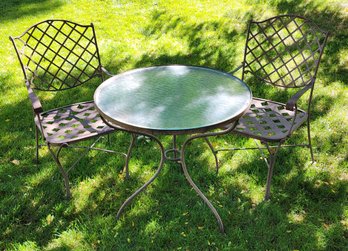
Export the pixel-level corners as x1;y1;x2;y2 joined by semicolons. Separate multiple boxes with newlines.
286;81;314;111
101;66;115;77
228;63;244;75
25;81;43;114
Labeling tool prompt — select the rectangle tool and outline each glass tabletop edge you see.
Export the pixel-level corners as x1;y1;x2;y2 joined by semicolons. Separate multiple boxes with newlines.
94;65;253;135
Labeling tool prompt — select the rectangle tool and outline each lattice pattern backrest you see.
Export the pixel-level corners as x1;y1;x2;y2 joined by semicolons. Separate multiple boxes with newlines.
243;15;328;88
12;20;102;91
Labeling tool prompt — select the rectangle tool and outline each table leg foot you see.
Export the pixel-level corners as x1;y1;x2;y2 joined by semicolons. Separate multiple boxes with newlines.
179;124;237;233
181;138;225;233
116;133;165;219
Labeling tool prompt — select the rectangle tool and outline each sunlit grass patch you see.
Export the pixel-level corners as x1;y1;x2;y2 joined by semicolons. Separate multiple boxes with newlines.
1;0;347;250
45;229;93;250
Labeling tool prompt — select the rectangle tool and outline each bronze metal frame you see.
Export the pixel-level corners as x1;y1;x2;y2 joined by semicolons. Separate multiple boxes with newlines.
210;15;329;200
103;118;238;233
10;20;134;198
95;65;252;233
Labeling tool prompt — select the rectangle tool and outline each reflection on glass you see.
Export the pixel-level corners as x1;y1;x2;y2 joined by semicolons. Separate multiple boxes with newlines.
94;66;251;131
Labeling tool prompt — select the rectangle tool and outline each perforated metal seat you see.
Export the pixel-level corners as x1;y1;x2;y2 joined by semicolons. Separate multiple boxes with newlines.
234;98;307;141
35;101;114;145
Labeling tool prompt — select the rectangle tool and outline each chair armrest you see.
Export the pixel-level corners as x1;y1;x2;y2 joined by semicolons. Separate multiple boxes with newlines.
101;66;115;77
25;81;43;114
228;64;243;75
286;81;314;111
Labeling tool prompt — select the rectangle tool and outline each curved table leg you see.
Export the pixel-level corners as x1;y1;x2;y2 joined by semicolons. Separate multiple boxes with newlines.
116;133;165;219
180;124;237;233
181;137;224;233
123;133;137;179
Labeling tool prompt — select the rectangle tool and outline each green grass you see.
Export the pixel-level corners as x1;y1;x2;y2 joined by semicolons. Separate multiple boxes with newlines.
1;0;347;250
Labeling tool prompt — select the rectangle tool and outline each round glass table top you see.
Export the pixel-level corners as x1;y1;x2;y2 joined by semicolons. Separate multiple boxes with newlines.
94;65;252;134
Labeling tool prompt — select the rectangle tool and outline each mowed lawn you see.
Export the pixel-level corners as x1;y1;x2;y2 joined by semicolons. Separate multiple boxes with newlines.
0;0;347;250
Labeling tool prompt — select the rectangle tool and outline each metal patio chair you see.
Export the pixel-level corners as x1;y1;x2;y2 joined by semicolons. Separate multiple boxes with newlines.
209;15;329;200
10;20;135;199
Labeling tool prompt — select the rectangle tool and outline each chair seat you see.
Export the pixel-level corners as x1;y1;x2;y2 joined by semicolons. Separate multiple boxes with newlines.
35;101;114;145
234;98;308;141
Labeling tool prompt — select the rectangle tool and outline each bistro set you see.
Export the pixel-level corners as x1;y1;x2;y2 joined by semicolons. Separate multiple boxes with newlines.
10;15;328;232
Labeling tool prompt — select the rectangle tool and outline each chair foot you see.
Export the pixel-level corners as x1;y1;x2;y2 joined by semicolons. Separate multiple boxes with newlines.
309;145;314;163
263;142;281;201
58;160;71;199
307;120;314;163
35;153;39;165
35;125;39;164
65;181;72;200
264;166;273;201
47;144;72;199
107;134;111;145
58;162;71;200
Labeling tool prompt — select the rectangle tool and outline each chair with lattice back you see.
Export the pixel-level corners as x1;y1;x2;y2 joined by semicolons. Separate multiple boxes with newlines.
10;20;136;198
209;15;329;200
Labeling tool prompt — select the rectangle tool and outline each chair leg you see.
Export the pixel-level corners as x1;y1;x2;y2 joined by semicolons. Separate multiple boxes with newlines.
35;125;39;164
124;133;136;179
204;137;219;174
107;134;111;145
307;121;314;163
47;144;71;199
264;142;281;201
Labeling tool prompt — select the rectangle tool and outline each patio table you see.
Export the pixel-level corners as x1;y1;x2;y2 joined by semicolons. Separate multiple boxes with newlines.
94;65;252;232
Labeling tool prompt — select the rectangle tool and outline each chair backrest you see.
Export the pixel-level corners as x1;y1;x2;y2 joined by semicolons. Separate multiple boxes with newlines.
10;20;103;91
242;15;329;88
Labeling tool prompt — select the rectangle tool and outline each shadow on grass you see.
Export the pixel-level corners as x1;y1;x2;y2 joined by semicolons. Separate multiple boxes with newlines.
0;0;63;22
1;1;348;250
133;9;241;71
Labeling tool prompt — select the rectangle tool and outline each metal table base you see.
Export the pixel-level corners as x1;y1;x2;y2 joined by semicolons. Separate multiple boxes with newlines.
115;123;236;233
